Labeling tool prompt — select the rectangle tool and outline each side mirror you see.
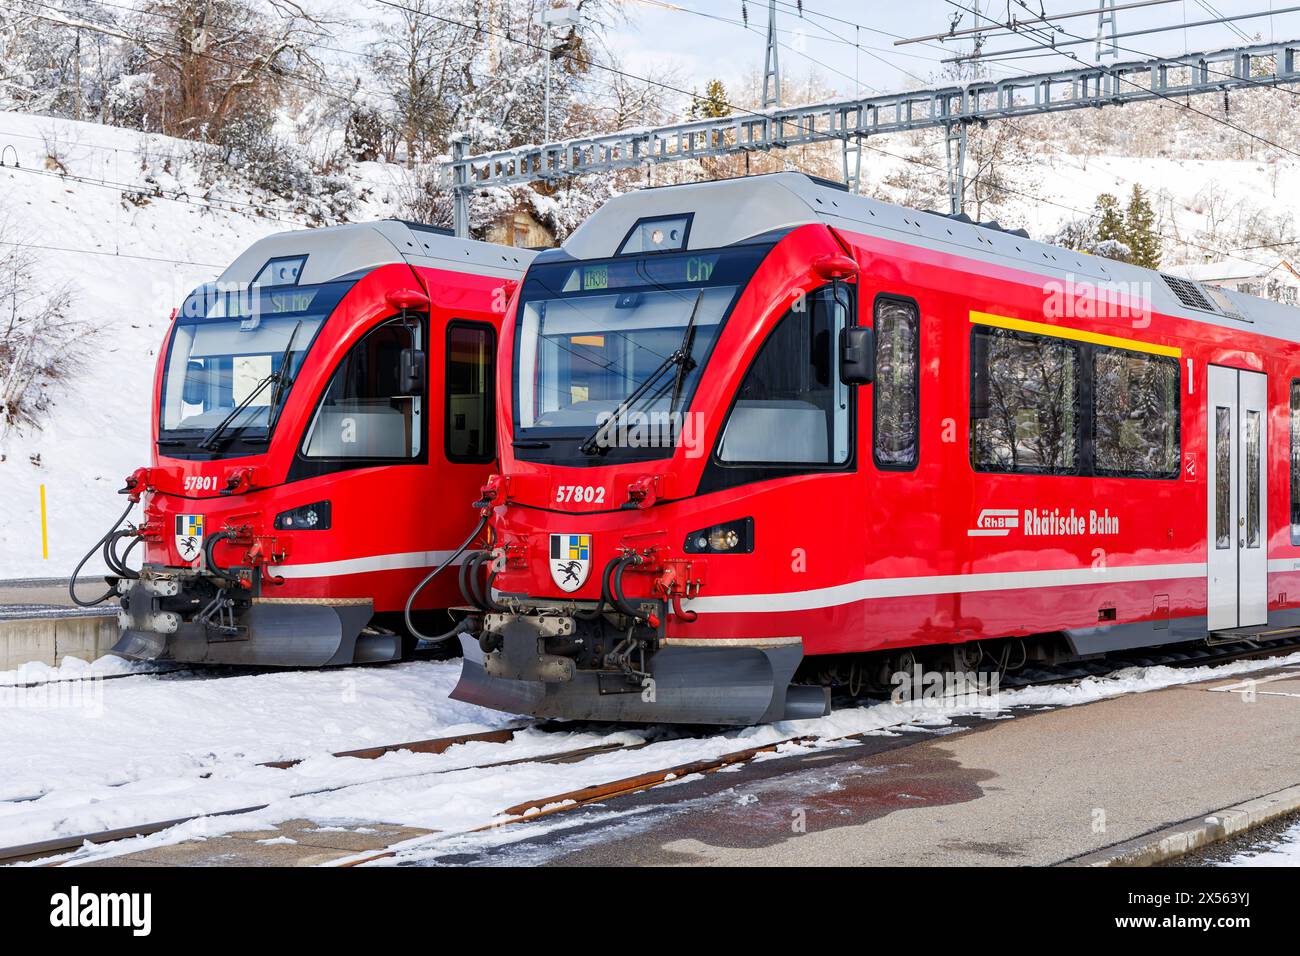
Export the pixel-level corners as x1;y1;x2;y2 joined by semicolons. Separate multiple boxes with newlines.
399;348;426;396
182;361;208;405
840;327;874;385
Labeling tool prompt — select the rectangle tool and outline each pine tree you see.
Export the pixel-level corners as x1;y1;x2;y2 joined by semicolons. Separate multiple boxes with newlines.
689;79;731;119
1095;193;1126;245
1123;184;1162;269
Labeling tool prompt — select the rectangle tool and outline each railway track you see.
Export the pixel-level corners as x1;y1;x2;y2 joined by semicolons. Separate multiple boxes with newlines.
0;720;660;865
6;634;1300;868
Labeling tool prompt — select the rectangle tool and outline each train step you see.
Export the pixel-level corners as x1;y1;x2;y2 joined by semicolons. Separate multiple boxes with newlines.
1207;623;1300;645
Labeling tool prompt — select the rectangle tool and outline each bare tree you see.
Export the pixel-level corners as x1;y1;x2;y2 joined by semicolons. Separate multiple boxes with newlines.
0;220;85;438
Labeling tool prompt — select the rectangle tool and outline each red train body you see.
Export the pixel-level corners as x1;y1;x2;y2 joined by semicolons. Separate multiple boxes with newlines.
108;222;532;666
450;173;1300;724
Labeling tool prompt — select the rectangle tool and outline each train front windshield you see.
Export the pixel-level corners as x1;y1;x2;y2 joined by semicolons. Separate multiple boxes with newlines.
513;245;769;458
159;281;353;454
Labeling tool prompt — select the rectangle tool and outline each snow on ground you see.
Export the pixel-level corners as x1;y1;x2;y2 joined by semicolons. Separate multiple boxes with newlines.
0;660;510;805
1;650;1294;864
1220;818;1300;866
0;652;167;686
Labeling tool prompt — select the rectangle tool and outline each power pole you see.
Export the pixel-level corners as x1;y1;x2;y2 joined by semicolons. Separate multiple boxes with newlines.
452;138;471;238
945;121;968;216
1097;0;1120;59
535;5;580;143
842;134;862;194
762;0;781;108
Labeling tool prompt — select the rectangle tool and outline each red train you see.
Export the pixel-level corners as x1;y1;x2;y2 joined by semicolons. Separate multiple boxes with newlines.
85;222;532;666
449;171;1300;725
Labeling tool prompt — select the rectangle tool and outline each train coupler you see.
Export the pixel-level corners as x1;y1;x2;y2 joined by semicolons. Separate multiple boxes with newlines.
451;603;827;725
111;564;382;666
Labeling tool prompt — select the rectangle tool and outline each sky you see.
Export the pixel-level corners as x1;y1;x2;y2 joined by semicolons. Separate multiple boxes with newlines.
602;0;1300;101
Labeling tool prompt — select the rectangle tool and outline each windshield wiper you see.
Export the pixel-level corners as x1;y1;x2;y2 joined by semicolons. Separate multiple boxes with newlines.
196;373;277;451
578;290;704;457
266;321;303;432
197;322;301;451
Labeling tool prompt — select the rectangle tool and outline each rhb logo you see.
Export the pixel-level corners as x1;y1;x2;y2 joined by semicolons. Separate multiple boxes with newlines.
968;509;1018;537
549;533;592;592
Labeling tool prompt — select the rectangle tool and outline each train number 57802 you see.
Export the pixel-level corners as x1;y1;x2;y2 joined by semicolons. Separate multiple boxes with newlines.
555;485;606;504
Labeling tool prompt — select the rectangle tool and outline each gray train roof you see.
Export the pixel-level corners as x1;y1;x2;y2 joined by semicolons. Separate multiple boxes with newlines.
562;171;1300;346
217;220;535;286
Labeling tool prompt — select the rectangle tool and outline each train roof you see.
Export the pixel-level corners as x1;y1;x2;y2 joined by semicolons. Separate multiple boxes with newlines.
217;220;536;287
559;171;1300;345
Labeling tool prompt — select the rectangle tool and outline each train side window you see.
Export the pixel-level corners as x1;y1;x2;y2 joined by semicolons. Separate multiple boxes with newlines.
1091;346;1180;479
302;319;422;459
446;321;496;464
718;286;850;465
970;326;1079;474
1291;380;1300;544
873;295;919;470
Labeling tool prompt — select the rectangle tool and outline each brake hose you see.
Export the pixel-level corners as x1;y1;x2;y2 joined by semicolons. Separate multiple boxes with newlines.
471;551;506;613
458;550;482;610
580;555;622;620
203;530;239;580
464;550;494;612
69;499;136;607
103;529;141;579
404;513;489;642
611;553;644;619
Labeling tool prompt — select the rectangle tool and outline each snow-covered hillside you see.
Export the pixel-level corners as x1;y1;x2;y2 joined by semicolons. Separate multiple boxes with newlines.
3;108;1300;580
0;111;409;579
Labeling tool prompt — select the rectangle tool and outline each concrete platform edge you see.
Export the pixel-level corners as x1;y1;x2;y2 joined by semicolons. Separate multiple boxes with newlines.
1066;782;1300;867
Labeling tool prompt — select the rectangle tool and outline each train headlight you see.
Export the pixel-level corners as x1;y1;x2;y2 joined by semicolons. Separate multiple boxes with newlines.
616;215;692;255
684;517;753;554
274;500;331;531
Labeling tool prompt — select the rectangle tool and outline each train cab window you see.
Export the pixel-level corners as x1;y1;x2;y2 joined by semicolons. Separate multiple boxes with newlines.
970;327;1079;474
1091;347;1180;478
303;319;422;459
718;286;850;465
446;321;496;463
1291;380;1300;544
873;296;919;470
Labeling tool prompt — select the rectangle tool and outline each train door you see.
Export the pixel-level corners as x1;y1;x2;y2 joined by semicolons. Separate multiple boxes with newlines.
1206;365;1267;630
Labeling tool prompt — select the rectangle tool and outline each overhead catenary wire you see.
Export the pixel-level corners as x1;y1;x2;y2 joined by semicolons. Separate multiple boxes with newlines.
16;0;1296;267
941;0;1300;162
361;0;1288;266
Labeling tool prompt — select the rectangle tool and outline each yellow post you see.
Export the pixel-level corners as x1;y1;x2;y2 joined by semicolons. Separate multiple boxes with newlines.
40;484;48;560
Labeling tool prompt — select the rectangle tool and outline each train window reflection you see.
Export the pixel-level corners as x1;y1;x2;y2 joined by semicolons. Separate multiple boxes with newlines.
970;327;1079;474
1291;380;1300;544
873;296;919;470
1092;347;1180;478
303;320;421;459
1216;406;1231;550
1246;409;1261;549
718;286;850;465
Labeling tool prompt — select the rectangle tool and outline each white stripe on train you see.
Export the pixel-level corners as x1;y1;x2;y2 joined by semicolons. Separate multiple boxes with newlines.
273;555;1300;602
275;550;463;579
683;563;1211;615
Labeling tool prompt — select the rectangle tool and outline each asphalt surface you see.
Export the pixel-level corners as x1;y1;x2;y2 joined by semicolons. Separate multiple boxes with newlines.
417;665;1300;867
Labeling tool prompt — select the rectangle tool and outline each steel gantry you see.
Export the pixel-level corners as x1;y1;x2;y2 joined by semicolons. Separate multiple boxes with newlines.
444;38;1300;234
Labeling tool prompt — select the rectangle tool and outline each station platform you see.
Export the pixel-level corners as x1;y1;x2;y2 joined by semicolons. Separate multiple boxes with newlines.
0;579;117;671
504;662;1300;867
